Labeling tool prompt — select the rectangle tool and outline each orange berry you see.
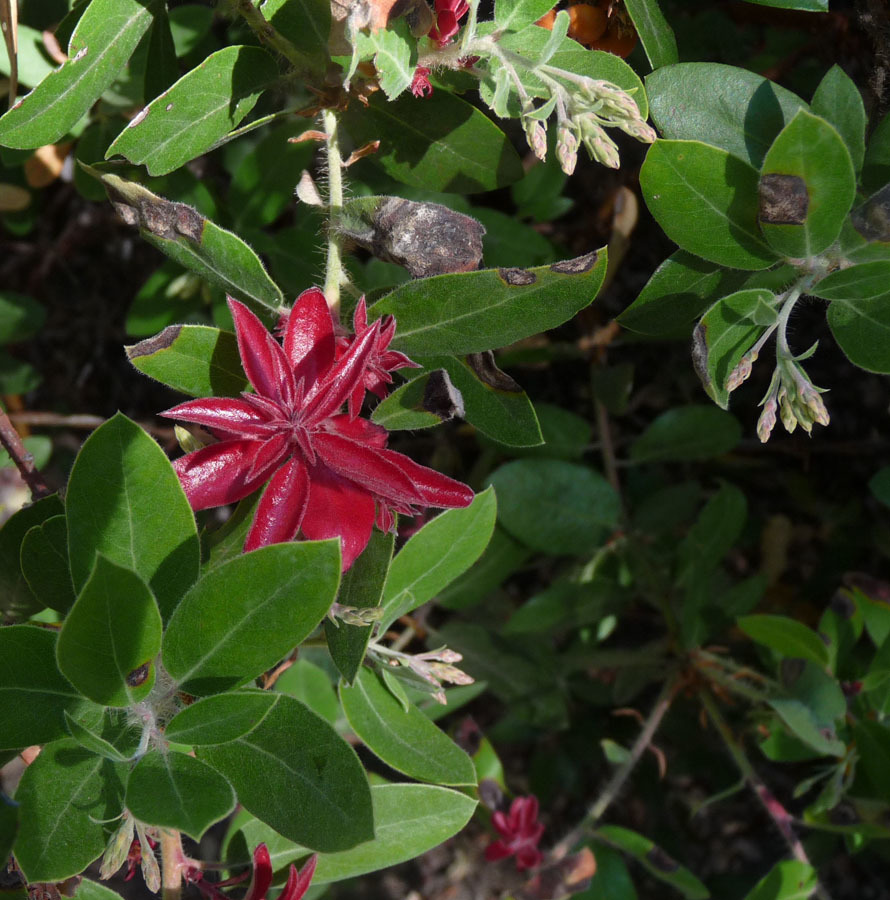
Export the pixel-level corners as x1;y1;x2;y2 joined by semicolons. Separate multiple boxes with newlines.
589;22;638;57
566;4;607;46
535;8;556;29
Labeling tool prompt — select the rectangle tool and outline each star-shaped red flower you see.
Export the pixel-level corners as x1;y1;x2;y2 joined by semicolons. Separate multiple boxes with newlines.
162;289;473;570
485;795;545;871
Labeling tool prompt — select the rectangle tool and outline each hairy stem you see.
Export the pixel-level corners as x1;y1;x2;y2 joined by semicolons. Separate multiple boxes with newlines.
322;107;346;316
554;676;676;855
160;829;185;900
0;404;51;499
699;689;834;900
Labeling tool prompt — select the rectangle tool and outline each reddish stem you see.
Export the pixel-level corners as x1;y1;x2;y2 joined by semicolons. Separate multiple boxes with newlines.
0;405;51;499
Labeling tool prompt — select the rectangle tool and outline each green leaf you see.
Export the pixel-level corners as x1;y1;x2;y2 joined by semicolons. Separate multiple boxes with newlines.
499;401;589;458
741;860;817;900
811;263;890;374
227;783;477;883
810;65;865;174
14;740;126;882
379;489;497;632
198;693;373;852
623;0;678;69
126;324;248;397
494;0;556;32
737;615;829;667
582;844;637;900
326;530;394;685
595;826;708;900
99;173;284;311
162;541;340;695
342;90;523;193
56;555;162;707
274;659;341;728
260;0;329;73
73;882;127;900
692;289;779;408
852;721;890;803
340;668;476;786
769;698;844;756
641;141;778;270
758;110;855;258
646;63;808;168
742;0;826;9
63;710;131;762
0;291;45;342
486;459;620;556
143;5;180;100
21;515;76;614
870;466;890;509
65;413;200;621
0;492;63;620
617;251;748;337
106;47;279;175
165;691;278;744
0;626;88;750
371;250;607;357
629;406;742;461
353;19;415;100
126;750;235;839
0;0;161;148
862;109;890;196
677;483;747;584
0;22;57;89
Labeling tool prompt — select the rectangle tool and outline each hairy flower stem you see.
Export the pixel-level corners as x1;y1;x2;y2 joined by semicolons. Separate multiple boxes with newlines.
0;404;51;498
323;108;346;317
699;689;835;900
554;676;677;855
160;830;186;900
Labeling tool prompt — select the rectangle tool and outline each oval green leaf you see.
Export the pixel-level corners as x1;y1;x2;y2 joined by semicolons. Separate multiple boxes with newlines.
641;140;778;270
810;65;865;174
0;0;161;149
107;46;280;176
21;515;76;614
737;614;830;667
57;555;162;707
371;250;607;357
342;90;523;193
126;325;249;398
65;413;200;621
198;693;373;852
162;540;340;695
126;750;235;840
379;489;497;633
486;459;619;555
623;0;678;70
165;691;279;745
0;626;88;750
340;668;476;787
630;405;742;462
758;110;855;258
646;63;808;168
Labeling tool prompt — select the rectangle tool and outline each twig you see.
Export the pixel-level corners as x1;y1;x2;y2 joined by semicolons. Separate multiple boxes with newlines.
699;689;835;900
554;676;677;855
160;829;186;900
0;405;51;499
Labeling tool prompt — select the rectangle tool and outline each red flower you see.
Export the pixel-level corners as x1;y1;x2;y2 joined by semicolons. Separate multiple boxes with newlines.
429;0;469;45
162;289;473;570
245;845;316;900
410;66;434;98
485;796;545;871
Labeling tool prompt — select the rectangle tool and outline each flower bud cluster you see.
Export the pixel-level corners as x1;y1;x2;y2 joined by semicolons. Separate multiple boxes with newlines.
757;360;830;443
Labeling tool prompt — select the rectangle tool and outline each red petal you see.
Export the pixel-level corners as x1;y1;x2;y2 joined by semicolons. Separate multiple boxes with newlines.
515;845;542;871
352;296;368;332
300;463;376;571
245;457;310;551
484;841;513;862
326;414;389;448
284;288;336;387
161;397;276;438
317;433;472;508
303;322;381;424
282;855;317;900
173;440;282;510
244;844;273;900
229;298;296;404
